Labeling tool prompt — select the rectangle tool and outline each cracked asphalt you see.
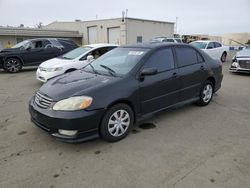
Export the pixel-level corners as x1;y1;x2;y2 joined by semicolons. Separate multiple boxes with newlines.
0;52;250;188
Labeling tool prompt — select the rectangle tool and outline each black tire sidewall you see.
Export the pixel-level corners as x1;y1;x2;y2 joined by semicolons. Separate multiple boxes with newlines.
100;103;134;142
4;58;22;73
221;53;226;62
198;81;214;106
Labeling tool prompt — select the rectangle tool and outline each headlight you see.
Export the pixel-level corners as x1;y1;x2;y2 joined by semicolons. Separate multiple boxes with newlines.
232;56;237;62
53;96;93;111
44;67;63;72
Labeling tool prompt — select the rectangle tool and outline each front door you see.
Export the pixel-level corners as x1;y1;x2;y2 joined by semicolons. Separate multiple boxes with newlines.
139;47;181;115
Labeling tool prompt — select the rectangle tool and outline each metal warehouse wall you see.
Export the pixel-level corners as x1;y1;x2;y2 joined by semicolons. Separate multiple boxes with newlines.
45;19;126;45
127;19;174;44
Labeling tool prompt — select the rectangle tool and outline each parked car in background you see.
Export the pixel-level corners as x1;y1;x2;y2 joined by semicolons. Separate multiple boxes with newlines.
230;45;250;73
151;37;183;43
36;44;118;82
191;40;228;62
29;43;223;143
0;38;78;73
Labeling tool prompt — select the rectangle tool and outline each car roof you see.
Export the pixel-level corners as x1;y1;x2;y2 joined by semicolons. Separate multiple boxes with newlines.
84;43;119;48
193;40;221;43
121;42;190;49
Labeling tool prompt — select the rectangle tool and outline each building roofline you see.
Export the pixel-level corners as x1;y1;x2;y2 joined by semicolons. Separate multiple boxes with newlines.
0;27;82;37
47;17;175;25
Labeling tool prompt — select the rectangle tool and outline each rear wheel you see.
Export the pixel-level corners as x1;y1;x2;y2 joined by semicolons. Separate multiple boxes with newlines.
4;58;22;73
197;81;214;106
100;103;134;142
221;52;227;62
65;68;77;73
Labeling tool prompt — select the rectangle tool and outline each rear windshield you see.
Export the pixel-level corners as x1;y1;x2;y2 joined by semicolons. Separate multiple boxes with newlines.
62;47;92;60
191;42;207;49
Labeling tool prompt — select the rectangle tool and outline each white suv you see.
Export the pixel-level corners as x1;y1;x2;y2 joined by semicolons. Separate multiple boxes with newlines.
36;44;118;82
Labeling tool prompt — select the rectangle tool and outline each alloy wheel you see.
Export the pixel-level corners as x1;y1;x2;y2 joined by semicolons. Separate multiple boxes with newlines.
108;110;130;137
5;59;21;73
202;84;213;103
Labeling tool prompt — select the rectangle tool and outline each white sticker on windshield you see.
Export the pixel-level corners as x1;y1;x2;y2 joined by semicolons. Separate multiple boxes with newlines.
128;51;144;56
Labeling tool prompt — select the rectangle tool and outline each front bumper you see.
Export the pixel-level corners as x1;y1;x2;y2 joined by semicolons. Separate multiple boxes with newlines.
36;69;64;82
230;67;250;73
29;96;106;143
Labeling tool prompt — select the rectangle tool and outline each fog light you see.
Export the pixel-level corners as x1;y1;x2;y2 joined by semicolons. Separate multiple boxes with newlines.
58;129;78;136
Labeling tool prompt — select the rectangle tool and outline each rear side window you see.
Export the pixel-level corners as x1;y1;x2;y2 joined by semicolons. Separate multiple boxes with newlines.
143;48;175;72
207;42;214;49
214;42;222;48
175;47;203;67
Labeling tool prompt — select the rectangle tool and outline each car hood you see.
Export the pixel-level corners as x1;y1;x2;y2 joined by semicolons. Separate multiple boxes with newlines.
0;48;19;53
40;58;75;68
39;70;119;101
236;49;250;58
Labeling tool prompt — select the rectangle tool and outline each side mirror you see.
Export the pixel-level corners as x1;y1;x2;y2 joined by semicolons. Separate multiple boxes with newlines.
26;46;31;51
87;55;94;62
140;68;158;76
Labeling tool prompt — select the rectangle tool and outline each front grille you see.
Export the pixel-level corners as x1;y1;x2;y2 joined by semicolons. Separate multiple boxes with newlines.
35;92;53;109
239;60;250;69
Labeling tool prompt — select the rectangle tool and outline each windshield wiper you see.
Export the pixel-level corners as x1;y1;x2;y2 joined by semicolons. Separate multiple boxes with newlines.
100;64;117;77
87;63;99;74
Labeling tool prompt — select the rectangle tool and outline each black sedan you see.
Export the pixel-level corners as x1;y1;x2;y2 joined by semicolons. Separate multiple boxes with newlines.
0;38;78;73
29;43;223;143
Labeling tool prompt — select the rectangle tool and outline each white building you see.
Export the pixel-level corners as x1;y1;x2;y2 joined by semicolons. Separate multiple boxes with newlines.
45;17;175;45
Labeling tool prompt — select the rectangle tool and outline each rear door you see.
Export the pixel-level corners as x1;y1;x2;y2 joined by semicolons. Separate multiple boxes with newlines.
139;47;181;114
175;46;208;101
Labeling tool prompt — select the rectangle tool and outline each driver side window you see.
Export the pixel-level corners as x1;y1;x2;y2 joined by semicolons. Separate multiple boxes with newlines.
143;48;175;72
30;40;43;49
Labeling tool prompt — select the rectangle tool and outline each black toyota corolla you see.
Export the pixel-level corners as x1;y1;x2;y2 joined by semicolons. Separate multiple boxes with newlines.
29;43;223;143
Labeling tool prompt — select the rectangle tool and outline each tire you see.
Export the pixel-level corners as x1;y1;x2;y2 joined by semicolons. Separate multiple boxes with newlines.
100;103;134;142
3;58;22;73
197;81;214;106
221;52;227;63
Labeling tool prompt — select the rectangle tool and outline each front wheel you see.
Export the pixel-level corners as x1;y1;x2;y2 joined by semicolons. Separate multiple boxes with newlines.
197;81;214;106
3;58;22;73
221;52;227;62
100;104;134;142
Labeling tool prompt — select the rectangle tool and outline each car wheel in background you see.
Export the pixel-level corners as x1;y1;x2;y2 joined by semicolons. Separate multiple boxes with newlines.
197;80;214;106
65;68;77;73
100;103;134;142
4;58;22;73
221;52;227;62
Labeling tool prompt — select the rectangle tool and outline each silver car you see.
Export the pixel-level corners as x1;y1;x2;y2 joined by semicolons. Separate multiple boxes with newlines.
230;46;250;73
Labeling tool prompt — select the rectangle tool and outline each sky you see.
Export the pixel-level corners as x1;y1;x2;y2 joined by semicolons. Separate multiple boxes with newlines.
0;0;249;35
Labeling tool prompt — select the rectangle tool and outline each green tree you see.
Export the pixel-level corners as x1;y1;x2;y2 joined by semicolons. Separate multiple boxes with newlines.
246;39;250;45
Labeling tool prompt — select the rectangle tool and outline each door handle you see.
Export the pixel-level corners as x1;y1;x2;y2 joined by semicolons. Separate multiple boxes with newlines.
172;72;177;78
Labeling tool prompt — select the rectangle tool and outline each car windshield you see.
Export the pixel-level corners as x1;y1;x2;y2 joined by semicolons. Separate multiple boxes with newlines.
191;41;207;49
62;47;92;60
84;48;149;76
12;40;31;49
175;39;182;43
